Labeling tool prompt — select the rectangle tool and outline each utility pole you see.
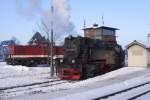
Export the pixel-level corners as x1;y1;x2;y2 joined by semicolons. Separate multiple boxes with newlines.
102;13;105;26
83;19;86;28
147;33;150;42
50;5;54;77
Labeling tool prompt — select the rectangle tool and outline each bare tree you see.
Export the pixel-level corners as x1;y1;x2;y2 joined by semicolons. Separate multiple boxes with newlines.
37;19;63;44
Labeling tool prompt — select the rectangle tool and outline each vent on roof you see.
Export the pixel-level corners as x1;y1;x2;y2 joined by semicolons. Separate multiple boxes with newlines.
93;23;98;27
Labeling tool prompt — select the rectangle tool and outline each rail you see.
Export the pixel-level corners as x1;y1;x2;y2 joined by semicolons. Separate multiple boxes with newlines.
93;81;150;100
0;79;69;98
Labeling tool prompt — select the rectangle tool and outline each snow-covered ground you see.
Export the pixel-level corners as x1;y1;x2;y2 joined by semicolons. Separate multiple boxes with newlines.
0;62;53;89
0;62;150;100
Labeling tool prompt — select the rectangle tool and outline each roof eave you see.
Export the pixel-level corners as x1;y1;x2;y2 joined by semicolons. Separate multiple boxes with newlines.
126;40;147;49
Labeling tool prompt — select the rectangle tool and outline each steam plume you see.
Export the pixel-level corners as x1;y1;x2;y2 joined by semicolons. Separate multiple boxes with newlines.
16;0;75;42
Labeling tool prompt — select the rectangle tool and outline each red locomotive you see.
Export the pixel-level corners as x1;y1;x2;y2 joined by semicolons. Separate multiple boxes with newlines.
6;44;64;66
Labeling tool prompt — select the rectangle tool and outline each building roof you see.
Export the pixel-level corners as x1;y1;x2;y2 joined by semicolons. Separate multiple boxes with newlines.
126;40;150;49
83;25;119;30
28;32;49;45
0;40;15;46
100;26;119;30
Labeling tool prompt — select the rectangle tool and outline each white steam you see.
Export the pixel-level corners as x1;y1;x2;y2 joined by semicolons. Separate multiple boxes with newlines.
43;0;75;39
16;0;75;42
16;0;42;18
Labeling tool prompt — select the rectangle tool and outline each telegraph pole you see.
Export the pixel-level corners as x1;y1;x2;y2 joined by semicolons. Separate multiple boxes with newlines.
50;5;54;77
102;13;105;26
83;19;86;28
147;33;150;42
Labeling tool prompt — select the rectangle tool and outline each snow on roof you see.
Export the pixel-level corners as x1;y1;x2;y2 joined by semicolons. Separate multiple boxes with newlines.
126;40;150;49
0;40;15;46
83;25;119;30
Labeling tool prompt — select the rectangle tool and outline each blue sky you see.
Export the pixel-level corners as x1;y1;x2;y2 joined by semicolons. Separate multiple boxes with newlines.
0;0;150;47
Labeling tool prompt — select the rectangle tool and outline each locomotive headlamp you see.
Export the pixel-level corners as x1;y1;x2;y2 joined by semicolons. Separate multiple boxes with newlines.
60;59;63;63
72;59;75;63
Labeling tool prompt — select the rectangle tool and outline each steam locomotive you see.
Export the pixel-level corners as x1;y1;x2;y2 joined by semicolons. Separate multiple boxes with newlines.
58;36;124;80
58;25;125;80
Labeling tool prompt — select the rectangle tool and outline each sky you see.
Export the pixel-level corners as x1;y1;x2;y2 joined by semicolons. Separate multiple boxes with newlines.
0;0;150;47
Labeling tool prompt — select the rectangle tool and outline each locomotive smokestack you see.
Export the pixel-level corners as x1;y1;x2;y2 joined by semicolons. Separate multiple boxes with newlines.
93;23;99;27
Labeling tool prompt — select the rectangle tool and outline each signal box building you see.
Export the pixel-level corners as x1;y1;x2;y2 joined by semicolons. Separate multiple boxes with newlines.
83;24;118;43
126;40;150;67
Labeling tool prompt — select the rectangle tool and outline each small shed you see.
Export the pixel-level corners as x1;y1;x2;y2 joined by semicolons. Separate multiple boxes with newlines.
126;40;150;67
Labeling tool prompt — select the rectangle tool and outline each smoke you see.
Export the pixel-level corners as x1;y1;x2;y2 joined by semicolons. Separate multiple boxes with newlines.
16;0;42;18
16;0;75;42
27;0;42;17
42;0;75;41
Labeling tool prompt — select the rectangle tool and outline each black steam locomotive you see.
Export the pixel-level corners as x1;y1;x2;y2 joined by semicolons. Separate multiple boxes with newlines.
58;36;125;80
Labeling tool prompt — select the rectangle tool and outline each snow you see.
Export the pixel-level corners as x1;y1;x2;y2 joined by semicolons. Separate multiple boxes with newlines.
60;67;146;88
106;81;150;100
137;93;150;100
53;73;150;100
0;62;150;100
2;63;29;71
54;77;150;100
0;62;53;89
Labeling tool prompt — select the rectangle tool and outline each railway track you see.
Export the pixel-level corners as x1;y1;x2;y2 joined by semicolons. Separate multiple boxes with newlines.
128;89;150;100
93;81;150;100
0;72;49;79
0;79;69;98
